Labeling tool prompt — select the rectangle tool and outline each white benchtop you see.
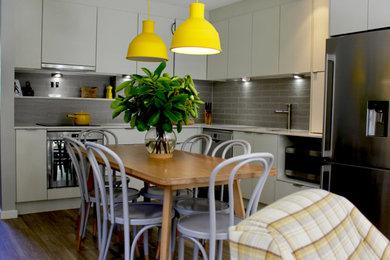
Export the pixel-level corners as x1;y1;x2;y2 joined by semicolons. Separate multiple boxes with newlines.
14;123;322;138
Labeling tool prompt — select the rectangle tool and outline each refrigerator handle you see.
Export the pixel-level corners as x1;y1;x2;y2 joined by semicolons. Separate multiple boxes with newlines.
320;164;331;191
322;54;336;158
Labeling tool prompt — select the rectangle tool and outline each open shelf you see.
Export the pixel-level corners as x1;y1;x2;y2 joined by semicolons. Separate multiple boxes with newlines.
15;96;114;101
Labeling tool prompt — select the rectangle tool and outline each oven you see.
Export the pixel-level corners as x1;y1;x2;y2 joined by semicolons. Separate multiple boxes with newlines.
47;131;103;189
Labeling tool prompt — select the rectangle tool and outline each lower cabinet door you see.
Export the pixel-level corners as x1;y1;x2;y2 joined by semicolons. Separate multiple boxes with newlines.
16;129;47;202
274;180;313;201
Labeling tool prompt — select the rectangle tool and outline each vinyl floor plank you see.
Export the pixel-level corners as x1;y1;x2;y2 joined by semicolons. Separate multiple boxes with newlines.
0;209;230;259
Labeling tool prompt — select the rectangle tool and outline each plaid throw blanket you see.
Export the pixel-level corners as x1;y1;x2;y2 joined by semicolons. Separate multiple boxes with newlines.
229;189;390;259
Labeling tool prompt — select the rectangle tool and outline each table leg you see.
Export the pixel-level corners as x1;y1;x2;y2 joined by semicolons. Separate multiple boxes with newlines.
160;187;173;260
233;180;245;217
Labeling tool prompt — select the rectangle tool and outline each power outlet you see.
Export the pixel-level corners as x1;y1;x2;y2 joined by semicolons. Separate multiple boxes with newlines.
56;82;59;88
50;82;54;88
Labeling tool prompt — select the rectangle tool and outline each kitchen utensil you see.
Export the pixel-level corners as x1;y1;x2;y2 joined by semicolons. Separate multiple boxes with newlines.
67;111;90;125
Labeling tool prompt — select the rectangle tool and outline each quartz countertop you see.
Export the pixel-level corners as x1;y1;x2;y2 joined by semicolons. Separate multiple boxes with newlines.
14;123;322;138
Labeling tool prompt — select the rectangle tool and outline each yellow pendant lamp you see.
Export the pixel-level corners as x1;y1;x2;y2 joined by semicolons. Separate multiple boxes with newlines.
171;1;221;55
126;0;168;62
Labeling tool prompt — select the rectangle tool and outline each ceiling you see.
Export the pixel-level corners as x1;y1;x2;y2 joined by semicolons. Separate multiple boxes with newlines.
153;0;242;10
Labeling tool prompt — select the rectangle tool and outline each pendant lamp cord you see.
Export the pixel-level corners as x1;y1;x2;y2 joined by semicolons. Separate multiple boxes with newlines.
148;0;150;20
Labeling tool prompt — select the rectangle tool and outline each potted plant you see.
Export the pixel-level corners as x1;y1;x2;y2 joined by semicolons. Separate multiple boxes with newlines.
110;61;204;158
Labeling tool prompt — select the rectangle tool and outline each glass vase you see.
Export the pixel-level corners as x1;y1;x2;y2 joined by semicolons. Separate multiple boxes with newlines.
144;127;177;158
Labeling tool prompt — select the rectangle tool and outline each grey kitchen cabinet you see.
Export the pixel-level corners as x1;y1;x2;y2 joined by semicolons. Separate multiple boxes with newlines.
228;13;252;79
310;72;325;133
329;0;368;36
42;0;97;67
207;19;229;80
279;0;312;74
233;131;278;205
136;14;174;76
274;179;313;201
368;0;390;30
14;0;42;69
96;8;138;75
312;0;329;72
16;130;47;202
174;20;207;80
251;6;280;77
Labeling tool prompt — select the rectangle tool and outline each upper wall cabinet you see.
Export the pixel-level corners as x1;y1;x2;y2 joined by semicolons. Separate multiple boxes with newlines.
312;0;329;72
207;20;229;80
279;0;312;74
368;0;390;30
42;0;97;67
14;0;42;69
173;20;207;80
136;14;174;76
329;0;367;36
251;6;280;77
228;13;252;78
96;8;138;75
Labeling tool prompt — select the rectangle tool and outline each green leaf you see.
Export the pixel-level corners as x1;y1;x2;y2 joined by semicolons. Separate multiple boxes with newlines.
171;76;180;81
177;121;182;133
153;61;167;78
112;105;127;119
162;122;173;132
194;99;205;105
131;74;143;80
124;110;131;123
140;85;152;94
172;110;183;121
141;67;153;78
163;73;171;78
130;115;137;128
173;103;186;110
154;98;165;108
163;110;179;123
163;102;172;111
183;113;189;125
156;90;167;102
147;111;160;126
170;94;188;103
136;120;148;131
110;100;121;109
115;80;131;92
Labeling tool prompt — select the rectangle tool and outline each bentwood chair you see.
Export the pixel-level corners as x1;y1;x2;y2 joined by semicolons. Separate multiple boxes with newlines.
78;129;118;145
177;152;274;260
174;139;251;216
64;137;139;252
140;134;213;202
85;141;173;260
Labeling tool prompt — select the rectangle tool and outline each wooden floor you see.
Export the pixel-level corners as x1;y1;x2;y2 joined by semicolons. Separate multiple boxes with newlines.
0;209;230;259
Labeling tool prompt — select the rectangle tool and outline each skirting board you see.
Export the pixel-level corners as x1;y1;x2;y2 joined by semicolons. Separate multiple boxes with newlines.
1;210;18;219
16;198;81;215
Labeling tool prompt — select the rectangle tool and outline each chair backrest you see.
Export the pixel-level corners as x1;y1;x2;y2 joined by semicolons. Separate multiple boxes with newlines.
229;189;390;259
64;137;90;202
79;129;118;145
211;139;251;158
211;139;252;201
84;141;131;258
208;152;274;259
181;134;212;155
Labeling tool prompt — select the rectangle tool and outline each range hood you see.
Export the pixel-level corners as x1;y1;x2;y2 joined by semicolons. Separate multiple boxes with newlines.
41;63;95;72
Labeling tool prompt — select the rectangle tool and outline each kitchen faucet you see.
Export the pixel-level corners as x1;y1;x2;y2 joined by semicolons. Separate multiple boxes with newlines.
275;104;292;129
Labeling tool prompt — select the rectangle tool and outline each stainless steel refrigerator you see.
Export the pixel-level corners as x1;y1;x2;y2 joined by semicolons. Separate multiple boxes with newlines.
321;29;390;239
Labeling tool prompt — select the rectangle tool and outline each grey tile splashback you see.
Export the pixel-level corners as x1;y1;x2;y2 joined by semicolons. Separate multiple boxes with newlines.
212;78;310;130
14;73;310;129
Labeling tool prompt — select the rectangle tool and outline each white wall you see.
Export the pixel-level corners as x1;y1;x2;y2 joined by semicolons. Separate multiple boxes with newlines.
1;0;17;219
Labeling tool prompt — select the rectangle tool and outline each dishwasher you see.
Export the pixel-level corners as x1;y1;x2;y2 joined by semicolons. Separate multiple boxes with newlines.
200;128;234;201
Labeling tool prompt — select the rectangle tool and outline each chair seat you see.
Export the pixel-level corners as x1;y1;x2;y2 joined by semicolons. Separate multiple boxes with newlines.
90;187;139;203
177;213;242;240
174;198;229;216
111;202;174;226
141;186;193;201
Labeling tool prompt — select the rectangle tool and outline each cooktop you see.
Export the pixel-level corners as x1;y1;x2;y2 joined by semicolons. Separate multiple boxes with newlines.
36;123;101;127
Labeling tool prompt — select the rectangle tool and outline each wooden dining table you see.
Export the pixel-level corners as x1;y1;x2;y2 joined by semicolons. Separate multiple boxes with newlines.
92;144;276;260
